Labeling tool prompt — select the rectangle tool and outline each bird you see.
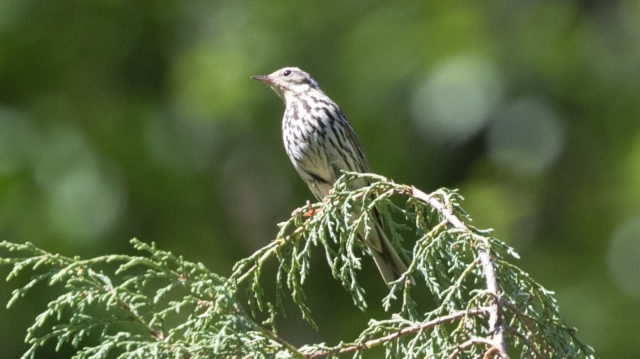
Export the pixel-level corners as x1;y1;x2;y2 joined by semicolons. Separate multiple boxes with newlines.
251;67;413;286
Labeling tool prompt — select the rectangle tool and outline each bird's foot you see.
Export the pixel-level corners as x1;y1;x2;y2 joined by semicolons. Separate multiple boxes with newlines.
303;208;322;217
292;200;322;217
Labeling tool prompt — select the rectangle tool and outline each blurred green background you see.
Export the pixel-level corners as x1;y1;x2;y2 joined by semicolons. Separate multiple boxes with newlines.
1;1;639;358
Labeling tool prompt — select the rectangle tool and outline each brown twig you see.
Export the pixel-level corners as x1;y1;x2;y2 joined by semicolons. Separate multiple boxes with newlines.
504;325;543;358
301;308;489;358
258;326;307;359
98;282;165;341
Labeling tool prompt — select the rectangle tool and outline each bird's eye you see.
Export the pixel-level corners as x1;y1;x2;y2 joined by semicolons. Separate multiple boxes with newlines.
283;70;291;76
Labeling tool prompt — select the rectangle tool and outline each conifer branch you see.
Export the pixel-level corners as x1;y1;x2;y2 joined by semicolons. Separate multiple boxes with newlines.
0;173;596;359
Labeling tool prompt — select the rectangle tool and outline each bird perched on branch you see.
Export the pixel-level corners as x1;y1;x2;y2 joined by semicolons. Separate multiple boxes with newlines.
251;67;413;286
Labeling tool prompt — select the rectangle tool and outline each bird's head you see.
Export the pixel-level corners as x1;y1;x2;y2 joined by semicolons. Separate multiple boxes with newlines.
251;67;320;103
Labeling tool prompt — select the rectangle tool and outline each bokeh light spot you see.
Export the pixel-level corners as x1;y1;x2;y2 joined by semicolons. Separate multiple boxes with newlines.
487;97;564;176
33;127;127;242
45;164;126;241
411;54;504;143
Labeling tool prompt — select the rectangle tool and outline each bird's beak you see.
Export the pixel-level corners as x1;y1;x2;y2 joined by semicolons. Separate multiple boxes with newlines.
250;75;275;86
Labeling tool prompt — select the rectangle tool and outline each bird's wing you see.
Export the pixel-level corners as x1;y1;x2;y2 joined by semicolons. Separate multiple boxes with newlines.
323;110;371;191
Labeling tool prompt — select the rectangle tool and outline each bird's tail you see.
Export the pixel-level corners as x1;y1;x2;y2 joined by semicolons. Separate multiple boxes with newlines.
361;216;415;287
